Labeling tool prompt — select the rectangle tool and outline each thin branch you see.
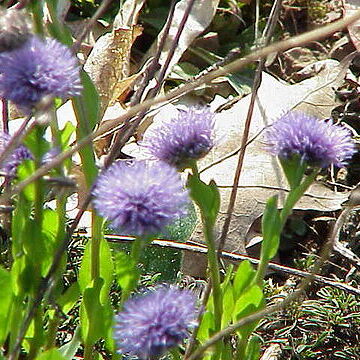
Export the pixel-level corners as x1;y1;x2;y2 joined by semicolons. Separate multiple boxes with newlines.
99;235;360;296
217;0;283;255
71;0;113;54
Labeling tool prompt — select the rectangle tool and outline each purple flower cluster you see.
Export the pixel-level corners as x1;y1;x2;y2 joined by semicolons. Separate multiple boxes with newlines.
0;36;81;111
141;107;215;169
114;286;198;359
0;132;32;176
264;112;356;168
92;160;189;237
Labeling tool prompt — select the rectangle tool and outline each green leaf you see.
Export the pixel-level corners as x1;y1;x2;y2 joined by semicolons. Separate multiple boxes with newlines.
45;0;73;46
57;282;81;314
233;285;264;340
197;311;215;343
80;278;107;346
188;174;220;227
22;210;59;276
0;268;12;344
221;284;234;328
35;348;66;360
261;196;281;261
79;238;114;304
233;260;256;299
16;160;36;202
244;336;261;360
114;251;140;294
73;71;100;133
60;121;76;148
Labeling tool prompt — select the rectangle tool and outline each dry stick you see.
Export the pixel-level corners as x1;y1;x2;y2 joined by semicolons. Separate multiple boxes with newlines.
186;201;356;360
107;0;178;165
2;99;9;134
100;234;360;296
155;0;196;89
217;0;282;256
71;0;113;54
129;0;177;106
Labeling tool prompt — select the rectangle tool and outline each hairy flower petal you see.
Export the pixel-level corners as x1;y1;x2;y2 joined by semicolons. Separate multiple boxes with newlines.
92;160;189;237
0;36;82;111
114;286;198;359
141;107;215;169
0;132;32;176
264;112;356;168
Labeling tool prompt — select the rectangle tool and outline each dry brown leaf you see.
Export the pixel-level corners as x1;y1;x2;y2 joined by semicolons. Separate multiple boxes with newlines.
144;0;220;80
84;26;141;117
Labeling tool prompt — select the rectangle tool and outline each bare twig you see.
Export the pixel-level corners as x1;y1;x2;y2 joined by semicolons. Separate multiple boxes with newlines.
107;0;178;165
71;0;113;54
217;0;282;255
99;235;360;296
155;0;196;89
1;99;8;134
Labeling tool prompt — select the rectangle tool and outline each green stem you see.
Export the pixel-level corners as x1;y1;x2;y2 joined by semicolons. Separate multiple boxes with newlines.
34;125;45;225
204;221;222;331
255;170;318;284
120;236;144;304
189;163;223;358
91;213;103;280
279;170;318;227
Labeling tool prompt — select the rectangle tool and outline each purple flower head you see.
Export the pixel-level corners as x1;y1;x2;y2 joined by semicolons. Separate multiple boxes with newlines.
114;285;198;359
141;107;215;169
264;112;356;168
0;132;32;176
0;36;82;111
92;160;189;237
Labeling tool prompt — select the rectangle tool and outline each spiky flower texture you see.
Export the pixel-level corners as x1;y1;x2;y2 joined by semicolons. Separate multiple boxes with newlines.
142;107;215;169
0;36;81;111
92;160;189;237
114;286;198;359
0;132;32;176
264;112;356;168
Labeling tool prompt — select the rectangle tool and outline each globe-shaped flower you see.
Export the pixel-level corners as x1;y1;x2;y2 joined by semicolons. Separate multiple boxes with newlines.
0;36;82;111
141;107;215;169
92;160;189;237
264;112;356;168
0;132;32;176
114;286;198;359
